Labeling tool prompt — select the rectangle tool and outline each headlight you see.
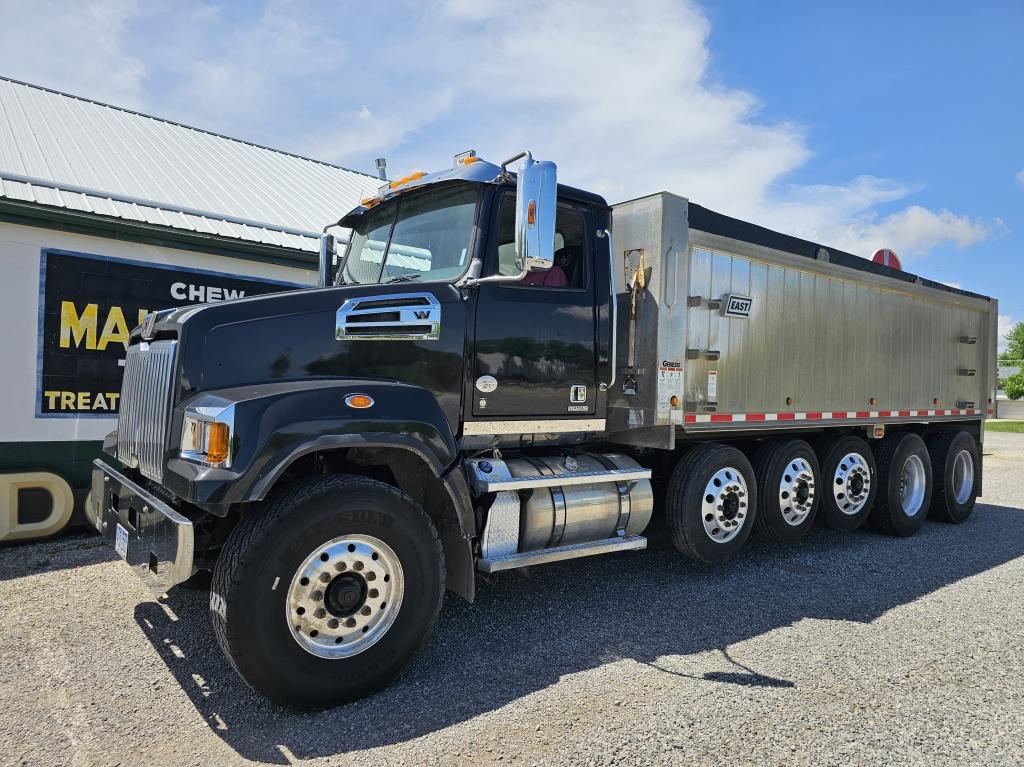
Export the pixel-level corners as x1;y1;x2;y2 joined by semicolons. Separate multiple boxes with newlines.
181;406;233;467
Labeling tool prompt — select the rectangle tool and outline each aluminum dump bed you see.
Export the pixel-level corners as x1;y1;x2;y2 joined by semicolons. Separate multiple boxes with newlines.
607;193;998;448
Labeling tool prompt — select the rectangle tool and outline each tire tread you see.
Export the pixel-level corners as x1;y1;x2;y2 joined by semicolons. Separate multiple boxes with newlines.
210;474;444;704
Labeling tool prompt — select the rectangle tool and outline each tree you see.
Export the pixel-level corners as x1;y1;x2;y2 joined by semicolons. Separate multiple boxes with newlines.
1005;370;1024;401
999;320;1024;365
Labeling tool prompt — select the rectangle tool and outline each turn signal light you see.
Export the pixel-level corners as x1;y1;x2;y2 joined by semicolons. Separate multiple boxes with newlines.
345;394;374;409
527;200;536;226
206;422;230;465
670;395;680;407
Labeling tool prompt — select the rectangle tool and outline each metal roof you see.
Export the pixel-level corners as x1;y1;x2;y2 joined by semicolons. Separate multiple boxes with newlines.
0;76;382;252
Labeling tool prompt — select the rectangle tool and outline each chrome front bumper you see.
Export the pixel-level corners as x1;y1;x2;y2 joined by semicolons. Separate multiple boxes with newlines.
91;459;195;596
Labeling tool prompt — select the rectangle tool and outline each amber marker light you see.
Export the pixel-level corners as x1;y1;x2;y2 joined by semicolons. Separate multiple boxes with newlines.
206;422;231;465
345;394;375;409
527;199;536;227
670;395;680;407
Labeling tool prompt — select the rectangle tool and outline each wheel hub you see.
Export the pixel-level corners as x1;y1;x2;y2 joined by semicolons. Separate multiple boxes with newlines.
286;534;404;659
952;449;974;505
899;454;927;516
778;457;816;527
324;572;367;618
701;467;748;543
849;473;865;496
832;452;871;516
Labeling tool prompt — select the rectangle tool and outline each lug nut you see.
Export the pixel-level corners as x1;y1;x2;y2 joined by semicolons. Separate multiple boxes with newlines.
312;590;323;601
314;608;326;619
320;572;332;583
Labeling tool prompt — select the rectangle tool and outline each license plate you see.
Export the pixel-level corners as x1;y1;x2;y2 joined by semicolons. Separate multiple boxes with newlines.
115;523;129;560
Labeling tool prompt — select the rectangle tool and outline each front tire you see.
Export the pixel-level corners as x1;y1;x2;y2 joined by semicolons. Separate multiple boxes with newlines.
666;444;757;564
870;433;933;537
210;474;444;708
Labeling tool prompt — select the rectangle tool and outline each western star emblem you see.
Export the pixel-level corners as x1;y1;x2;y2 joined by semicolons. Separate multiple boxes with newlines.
141;312;157;339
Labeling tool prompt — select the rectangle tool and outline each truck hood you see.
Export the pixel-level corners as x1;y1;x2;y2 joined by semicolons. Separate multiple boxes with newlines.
135;283;469;429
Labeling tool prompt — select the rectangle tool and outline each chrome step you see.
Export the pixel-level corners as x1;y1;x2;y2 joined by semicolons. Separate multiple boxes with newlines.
472;466;651;493
478;535;647;573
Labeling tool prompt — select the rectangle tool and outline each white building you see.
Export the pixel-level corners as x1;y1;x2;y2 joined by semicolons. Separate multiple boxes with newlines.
0;76;381;541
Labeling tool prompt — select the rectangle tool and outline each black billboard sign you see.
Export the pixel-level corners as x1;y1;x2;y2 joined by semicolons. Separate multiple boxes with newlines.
37;249;302;417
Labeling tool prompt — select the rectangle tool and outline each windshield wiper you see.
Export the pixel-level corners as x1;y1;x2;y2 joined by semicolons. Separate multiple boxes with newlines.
383;274;421;284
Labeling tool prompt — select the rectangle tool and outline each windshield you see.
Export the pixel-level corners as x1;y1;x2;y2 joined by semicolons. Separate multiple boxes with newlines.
338;184;479;285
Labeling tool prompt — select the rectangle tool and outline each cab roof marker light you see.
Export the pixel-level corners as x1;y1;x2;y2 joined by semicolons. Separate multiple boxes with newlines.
389;171;428;190
454;149;477;166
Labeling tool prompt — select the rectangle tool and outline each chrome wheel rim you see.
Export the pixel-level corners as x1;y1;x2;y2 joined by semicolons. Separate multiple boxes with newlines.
286;534;404;659
952;449;974;505
701;467;749;543
899;454;927;516
832;452;871;516
778;457;815;526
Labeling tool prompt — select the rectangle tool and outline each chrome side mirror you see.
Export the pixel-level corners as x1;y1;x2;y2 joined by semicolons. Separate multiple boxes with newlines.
464;150;558;286
512;152;556;272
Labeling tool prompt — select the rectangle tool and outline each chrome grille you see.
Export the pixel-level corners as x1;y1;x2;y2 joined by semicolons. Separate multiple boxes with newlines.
117;340;177;483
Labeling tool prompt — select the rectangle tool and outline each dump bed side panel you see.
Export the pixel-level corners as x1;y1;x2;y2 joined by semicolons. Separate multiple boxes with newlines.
608;193;996;440
683;228;993;428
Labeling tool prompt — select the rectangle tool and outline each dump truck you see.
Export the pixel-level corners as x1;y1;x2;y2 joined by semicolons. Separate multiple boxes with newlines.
91;151;999;706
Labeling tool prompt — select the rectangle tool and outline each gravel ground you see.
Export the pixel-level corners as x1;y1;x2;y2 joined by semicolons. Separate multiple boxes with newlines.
2;432;1024;767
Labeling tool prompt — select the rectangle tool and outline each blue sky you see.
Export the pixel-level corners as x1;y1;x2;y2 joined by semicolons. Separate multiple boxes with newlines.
1;0;1021;345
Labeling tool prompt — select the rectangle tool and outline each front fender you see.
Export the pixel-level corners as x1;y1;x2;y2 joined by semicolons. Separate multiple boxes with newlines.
161;379;458;510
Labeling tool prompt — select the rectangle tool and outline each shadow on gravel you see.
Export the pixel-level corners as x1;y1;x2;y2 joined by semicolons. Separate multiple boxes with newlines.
0;532;114;582
134;502;1024;764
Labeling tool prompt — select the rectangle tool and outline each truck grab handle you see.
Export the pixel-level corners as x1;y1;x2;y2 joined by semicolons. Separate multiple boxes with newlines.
598;228;617;391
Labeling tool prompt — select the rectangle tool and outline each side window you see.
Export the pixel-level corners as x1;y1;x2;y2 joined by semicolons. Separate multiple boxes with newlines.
494;196;587;288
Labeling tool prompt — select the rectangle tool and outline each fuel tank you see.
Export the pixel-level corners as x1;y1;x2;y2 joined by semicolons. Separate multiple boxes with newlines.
500;453;653;551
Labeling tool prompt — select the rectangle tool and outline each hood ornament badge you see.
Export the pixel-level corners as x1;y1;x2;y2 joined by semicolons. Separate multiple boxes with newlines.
141;312;157;340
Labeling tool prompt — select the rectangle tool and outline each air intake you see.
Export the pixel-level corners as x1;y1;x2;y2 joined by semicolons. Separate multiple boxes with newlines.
335;292;441;341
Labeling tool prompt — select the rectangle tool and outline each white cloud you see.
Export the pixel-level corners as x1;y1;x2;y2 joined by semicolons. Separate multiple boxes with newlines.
1017;168;1024;186
0;0;145;108
305;0;995;261
999;315;1016;353
825;206;991;259
940;281;962;289
0;0;999;263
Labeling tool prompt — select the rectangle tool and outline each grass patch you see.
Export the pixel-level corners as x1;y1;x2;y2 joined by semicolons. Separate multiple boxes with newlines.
985;421;1024;433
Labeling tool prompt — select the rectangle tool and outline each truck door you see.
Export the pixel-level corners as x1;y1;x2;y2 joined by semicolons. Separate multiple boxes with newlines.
472;194;597;418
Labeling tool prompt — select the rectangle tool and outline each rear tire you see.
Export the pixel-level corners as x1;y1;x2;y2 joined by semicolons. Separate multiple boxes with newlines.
210;474;444;708
752;439;819;543
927;430;979;523
815;435;877;531
666;444;757;564
870;432;933;537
